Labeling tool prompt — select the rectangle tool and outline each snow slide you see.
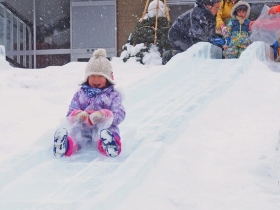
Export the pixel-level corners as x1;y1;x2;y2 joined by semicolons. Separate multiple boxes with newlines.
0;42;279;209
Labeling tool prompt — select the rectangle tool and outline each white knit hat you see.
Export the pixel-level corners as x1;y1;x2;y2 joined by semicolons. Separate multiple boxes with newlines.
83;49;115;85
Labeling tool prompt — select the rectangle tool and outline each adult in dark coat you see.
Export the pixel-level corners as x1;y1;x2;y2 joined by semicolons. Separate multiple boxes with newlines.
162;0;224;64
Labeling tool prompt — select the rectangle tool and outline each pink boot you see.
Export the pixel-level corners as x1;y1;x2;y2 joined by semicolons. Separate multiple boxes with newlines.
65;136;79;156
97;129;121;157
53;128;79;157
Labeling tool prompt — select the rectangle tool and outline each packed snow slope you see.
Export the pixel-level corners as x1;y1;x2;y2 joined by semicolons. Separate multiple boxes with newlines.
0;42;280;210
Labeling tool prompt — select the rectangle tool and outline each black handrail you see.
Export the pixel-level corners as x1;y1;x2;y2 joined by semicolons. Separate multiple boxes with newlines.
6;56;27;68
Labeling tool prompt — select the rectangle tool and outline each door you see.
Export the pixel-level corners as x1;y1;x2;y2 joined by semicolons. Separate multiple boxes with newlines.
71;0;117;61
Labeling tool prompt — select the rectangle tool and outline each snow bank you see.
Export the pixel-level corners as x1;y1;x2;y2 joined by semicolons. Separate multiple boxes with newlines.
0;45;11;70
240;41;280;72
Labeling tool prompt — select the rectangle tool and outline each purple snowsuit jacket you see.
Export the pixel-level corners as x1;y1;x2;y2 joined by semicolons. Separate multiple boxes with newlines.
66;85;125;135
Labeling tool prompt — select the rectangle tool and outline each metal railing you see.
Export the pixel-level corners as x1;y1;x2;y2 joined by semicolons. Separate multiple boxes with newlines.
0;3;32;68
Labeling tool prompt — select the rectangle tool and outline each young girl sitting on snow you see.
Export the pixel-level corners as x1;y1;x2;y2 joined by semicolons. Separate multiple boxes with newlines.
223;1;251;59
53;49;125;157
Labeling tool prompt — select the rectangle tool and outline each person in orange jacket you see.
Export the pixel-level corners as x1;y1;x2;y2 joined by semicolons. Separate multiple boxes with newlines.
268;5;280;15
249;4;280;30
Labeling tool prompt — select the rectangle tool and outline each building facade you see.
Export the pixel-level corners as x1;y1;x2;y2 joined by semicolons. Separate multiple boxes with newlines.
0;0;278;68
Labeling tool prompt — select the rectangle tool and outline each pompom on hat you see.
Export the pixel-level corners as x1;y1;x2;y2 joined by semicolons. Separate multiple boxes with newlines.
83;49;115;85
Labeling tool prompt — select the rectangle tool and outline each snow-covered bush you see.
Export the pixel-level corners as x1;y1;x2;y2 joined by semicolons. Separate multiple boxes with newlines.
121;0;172;65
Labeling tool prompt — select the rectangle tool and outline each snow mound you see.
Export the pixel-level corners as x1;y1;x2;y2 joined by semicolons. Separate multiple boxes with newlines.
0;45;11;70
240;41;280;72
166;42;222;67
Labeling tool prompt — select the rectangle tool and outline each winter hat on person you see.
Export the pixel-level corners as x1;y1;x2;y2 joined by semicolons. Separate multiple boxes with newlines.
231;1;250;19
83;49;115;85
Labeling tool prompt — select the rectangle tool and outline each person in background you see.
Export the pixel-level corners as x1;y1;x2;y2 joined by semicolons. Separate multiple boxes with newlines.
271;30;280;62
53;49;125;158
249;4;280;30
216;0;240;35
162;0;224;65
223;1;251;59
268;5;280;15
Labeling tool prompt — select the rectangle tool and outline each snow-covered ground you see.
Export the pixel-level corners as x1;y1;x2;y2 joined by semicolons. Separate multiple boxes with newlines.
0;42;280;210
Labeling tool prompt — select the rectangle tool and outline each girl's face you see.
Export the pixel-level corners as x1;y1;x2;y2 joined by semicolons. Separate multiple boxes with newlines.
88;75;107;89
237;10;246;18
